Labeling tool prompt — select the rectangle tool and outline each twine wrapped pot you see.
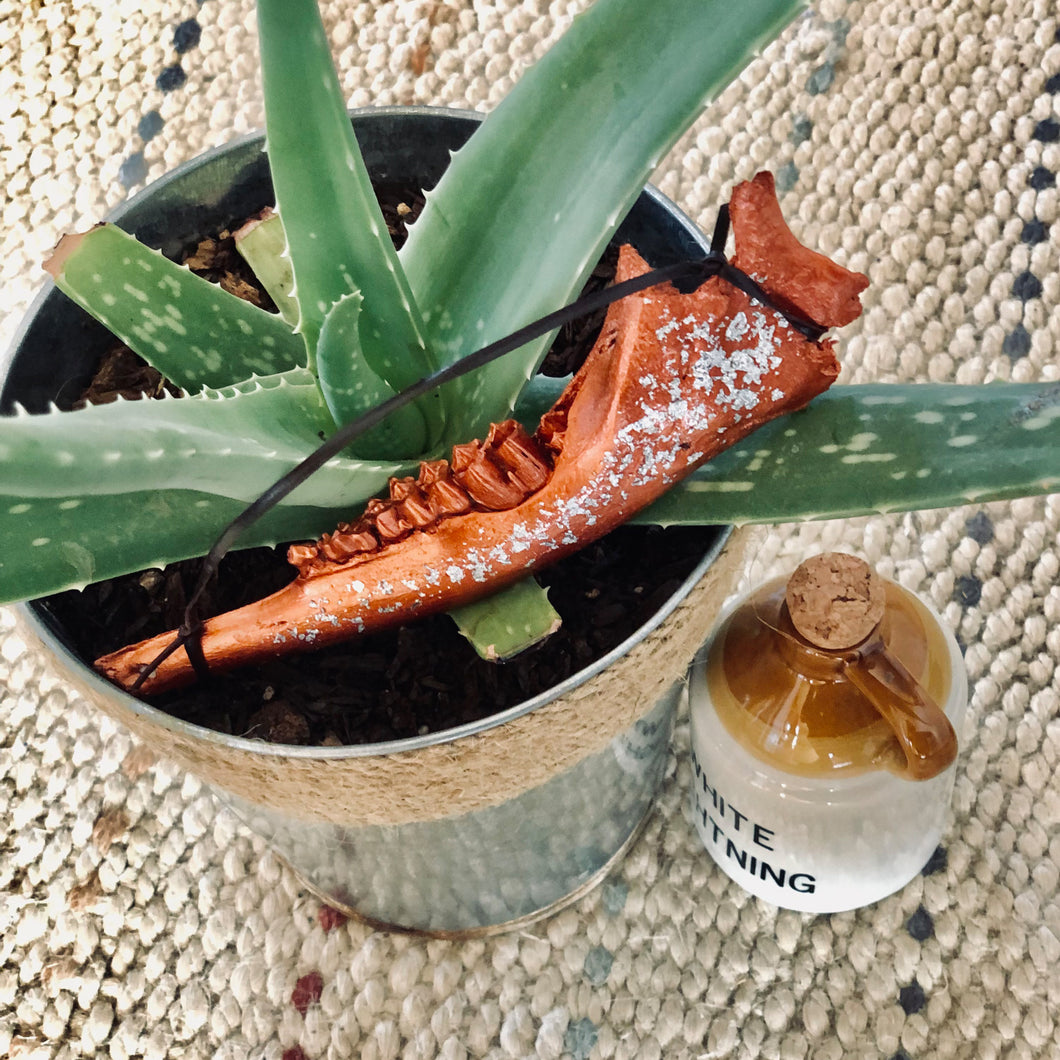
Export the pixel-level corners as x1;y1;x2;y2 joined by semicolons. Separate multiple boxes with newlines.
17;524;750;935
20;529;751;828
19;531;751;936
6;108;753;934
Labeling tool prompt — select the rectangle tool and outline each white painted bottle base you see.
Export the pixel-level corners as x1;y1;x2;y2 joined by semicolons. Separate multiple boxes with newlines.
688;735;956;913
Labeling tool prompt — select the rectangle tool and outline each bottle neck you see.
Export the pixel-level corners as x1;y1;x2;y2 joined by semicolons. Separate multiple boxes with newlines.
770;602;852;681
744;591;958;780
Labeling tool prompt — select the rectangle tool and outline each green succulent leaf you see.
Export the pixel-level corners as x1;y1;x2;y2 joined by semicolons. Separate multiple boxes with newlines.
634;383;1060;526
0;489;342;604
233;210;299;326
401;0;802;442
257;0;440;449
0;370;412;509
511;374;568;433
47;224;306;390
316;293;431;458
450;577;562;661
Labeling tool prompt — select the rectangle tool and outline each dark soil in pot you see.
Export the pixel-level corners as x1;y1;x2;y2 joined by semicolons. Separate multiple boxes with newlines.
39;523;717;746
32;183;722;747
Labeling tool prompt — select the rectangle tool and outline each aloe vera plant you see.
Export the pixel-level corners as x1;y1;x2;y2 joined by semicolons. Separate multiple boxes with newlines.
3;0;1059;679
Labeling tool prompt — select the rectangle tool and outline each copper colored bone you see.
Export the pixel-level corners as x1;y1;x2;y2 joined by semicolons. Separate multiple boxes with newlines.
95;172;868;695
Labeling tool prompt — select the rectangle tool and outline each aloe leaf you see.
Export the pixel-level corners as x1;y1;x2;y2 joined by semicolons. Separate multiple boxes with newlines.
46;224;306;390
450;578;562;661
401;0;802;441
634;384;1060;525
233;210;299;326
316;293;430;457
0;370;412;509
0;488;346;604
512;374;568;432
257;0;439;436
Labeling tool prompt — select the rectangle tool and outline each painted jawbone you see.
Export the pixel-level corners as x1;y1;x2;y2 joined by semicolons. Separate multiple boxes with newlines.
96;172;868;695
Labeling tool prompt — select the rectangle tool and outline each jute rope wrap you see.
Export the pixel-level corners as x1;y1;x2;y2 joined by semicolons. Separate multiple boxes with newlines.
2;0;1059;1057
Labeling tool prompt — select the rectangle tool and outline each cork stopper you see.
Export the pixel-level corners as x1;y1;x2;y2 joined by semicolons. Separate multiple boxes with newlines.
785;552;886;650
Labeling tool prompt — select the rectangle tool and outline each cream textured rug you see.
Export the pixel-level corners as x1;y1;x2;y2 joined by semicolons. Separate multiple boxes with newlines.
2;1;1059;1057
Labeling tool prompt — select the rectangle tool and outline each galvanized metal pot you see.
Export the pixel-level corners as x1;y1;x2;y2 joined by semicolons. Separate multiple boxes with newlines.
5;108;748;935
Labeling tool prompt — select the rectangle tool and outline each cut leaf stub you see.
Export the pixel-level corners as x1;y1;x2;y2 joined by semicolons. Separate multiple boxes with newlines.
44;224;306;390
95;173;868;695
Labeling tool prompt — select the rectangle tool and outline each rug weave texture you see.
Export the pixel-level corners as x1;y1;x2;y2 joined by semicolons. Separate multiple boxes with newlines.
2;1;1059;1058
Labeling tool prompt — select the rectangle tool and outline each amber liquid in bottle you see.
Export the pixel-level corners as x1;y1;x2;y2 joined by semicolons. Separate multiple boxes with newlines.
706;577;956;780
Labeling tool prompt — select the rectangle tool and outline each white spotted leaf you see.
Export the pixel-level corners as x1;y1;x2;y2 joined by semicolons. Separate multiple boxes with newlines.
636;384;1060;525
48;224;306;391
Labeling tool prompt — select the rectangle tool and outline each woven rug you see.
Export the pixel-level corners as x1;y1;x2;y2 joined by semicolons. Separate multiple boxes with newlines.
2;0;1059;1057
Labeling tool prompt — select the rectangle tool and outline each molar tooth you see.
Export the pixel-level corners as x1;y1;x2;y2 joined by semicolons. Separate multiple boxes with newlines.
335;528;378;555
398;496;434;530
388;476;418;502
491;423;551;493
287;542;319;568
347;529;379;552
455;453;528;510
416;459;450;487
450;442;478;475
361;498;390;520
397;493;434;528
426;479;471;517
374;506;413;542
318;533;349;562
316;526;379;564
